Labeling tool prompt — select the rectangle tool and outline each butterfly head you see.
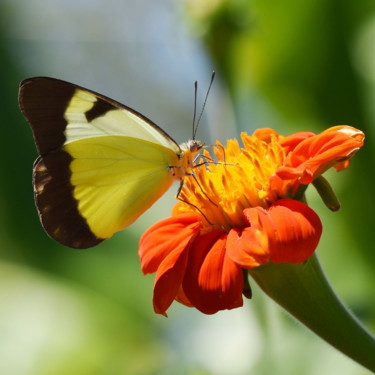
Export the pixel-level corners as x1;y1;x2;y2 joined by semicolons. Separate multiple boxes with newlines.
171;139;205;179
180;139;204;153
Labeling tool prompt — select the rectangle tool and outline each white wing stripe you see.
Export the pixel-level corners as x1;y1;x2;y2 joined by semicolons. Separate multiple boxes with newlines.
64;89;180;152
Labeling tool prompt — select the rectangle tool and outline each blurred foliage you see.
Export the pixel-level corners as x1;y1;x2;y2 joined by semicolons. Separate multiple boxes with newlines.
1;0;375;374
187;0;373;124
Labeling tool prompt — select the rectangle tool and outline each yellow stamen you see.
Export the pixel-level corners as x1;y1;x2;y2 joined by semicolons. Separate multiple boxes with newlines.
175;132;286;231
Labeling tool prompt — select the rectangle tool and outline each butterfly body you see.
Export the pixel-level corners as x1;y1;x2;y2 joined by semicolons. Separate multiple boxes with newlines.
19;77;203;249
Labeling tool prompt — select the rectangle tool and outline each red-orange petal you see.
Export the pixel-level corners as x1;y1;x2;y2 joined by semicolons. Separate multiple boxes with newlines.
139;213;201;316
152;243;190;316
277;126;364;184
226;209;271;268
253;128;280;143
138;213;201;274
321;125;364;141
182;230;244;314
280;131;316;154
227;199;322;268
267;199;322;263
175;285;193;308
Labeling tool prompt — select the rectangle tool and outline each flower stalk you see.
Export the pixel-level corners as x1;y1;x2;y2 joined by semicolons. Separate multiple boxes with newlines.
249;253;375;372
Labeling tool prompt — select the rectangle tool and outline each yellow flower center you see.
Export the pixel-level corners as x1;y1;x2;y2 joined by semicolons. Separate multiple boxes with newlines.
175;132;286;231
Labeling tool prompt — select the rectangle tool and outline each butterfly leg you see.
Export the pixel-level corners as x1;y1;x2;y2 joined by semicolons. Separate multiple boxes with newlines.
176;179;213;225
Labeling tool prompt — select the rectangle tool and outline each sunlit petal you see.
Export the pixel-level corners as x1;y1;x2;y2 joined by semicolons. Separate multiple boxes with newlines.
139;213;201;273
266;199;322;263
277;126;364;184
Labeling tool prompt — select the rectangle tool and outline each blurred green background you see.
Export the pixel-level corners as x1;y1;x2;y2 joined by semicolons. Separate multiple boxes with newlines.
1;0;374;374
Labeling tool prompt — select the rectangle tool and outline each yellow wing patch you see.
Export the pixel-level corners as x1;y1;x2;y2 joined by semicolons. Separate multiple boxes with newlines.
65;135;179;238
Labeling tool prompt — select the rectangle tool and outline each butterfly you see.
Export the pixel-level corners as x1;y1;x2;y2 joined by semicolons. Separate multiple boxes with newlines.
18;77;209;249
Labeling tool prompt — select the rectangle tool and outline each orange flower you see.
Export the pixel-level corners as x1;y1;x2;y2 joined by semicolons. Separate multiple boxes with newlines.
139;126;364;315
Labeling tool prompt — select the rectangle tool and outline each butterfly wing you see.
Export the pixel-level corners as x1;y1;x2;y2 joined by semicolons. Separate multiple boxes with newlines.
19;77;181;249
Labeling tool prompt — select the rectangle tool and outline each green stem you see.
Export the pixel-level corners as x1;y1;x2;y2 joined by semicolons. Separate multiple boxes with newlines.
249;254;375;372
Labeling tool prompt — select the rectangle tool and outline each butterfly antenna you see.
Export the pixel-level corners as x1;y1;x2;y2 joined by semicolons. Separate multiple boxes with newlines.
192;71;216;140
192;81;198;139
